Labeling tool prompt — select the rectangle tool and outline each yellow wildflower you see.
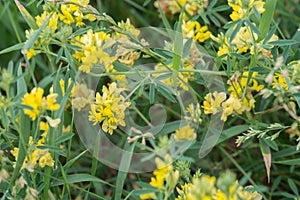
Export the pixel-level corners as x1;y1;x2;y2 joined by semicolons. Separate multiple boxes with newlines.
174;125;196;141
46;93;60;111
22;87;60;120
228;0;265;21
25;49;37;60
38;152;54;168
182;20;211;42
73;30;116;73
22;87;44;120
71;82;95;111
35;11;58;31
202;92;226;115
184;103;202;124
88;82;130;135
272;73;289;90
217;45;229;59
221;95;243;121
58;0;96;26
231;26;258;53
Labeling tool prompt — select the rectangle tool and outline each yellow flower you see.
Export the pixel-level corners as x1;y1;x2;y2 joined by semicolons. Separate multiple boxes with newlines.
182;20;211;42
150;174;165;189
58;0;96;26
139;193;157;200
228;0;265;21
59;5;75;24
272;73;289;90
228;72;264;97
184;103;202;124
22;87;44;120
174;125;196;141
202;92;226;115
35;11;58;31
25;49;37;60
231;26;258;53
217;45;229;59
57;78;75;97
88;82;130;135
221;95;243;121
22;87;60;120
38;152;54;168
46;93;60;111
73;30;116;73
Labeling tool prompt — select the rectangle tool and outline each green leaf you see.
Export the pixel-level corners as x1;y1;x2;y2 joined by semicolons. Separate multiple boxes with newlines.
157;2;172;31
213;5;230;12
288;178;299;196
37;145;66;157
0;43;24;55
23;14;52;51
148;120;185;136
271;176;281;192
51;174;112;187
14;0;38;29
114;141;136;200
268;40;299;46
217;125;249;144
10;112;31;186
259;138;271;183
273;158;300;165
64;47;73;66
3;133;18;140
229;20;243;43
149;83;155;104
207;0;217;10
17;63;27;94
63;150;88;170
56;47;64;64
258;0;277;40
292;92;300;109
156;83;177;102
113;62;131;72
55;133;74;145
245;20;261;36
172;30;183;71
263;137;278;151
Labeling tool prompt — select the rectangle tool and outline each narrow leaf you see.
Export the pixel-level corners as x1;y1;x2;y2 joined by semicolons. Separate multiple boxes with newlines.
259;138;271;183
258;0;277;40
14;0;38;29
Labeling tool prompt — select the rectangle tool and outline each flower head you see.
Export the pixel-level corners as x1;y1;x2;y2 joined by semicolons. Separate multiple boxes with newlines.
88;82;130;134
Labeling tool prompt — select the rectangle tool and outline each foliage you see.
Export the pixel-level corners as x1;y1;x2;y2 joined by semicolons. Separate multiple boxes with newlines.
0;0;300;199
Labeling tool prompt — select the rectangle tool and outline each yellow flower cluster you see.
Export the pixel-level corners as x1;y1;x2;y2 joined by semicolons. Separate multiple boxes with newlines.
88;82;130;135
35;11;59;31
184;103;202;124
25;11;59;59
202;72;264;121
154;0;208;19
71;82;94;111
59;0;96;27
72;29;116;73
182;20;211;43
212;25;278;60
22;87;60;121
228;0;265;21
140;154;179;199
115;18;142;67
272;73;289;90
176;172;262;200
174;124;196;141
11;122;54;171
